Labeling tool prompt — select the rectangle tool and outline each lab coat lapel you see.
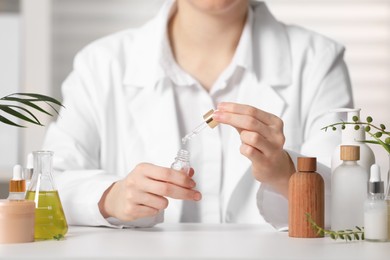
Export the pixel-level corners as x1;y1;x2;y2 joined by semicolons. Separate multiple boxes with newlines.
224;1;292;214
223;74;287;211
128;82;183;223
123;0;185;222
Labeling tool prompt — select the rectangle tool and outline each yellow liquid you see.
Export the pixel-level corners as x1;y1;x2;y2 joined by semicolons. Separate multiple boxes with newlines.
25;190;68;240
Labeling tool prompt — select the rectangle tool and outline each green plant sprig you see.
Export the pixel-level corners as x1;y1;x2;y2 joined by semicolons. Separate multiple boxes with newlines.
53;234;65;241
321;116;390;154
0;93;63;127
305;213;364;241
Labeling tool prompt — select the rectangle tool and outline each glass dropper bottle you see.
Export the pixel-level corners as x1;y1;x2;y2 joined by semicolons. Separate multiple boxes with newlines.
181;109;219;145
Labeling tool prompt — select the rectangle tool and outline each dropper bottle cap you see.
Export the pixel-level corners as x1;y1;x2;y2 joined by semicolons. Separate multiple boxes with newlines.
181;109;219;145
368;164;384;194
9;165;26;193
203;109;218;129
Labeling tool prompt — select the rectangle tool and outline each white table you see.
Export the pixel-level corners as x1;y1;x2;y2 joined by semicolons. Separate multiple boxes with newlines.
0;223;389;259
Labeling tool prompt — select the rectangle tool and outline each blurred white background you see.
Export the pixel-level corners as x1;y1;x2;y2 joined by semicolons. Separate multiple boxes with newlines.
0;0;389;196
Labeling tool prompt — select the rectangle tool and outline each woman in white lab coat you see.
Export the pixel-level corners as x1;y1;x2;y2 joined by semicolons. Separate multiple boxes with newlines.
43;0;352;229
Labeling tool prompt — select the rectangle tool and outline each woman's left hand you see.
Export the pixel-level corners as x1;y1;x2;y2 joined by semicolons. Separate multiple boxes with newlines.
213;102;295;197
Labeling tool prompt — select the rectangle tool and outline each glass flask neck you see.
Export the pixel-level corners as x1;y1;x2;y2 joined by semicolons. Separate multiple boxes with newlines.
28;151;56;192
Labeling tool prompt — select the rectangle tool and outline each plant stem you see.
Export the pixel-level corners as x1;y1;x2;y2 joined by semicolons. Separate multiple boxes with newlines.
305;213;364;241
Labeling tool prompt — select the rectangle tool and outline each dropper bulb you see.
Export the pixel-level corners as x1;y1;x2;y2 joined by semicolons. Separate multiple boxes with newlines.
13;165;23;180
369;164;381;182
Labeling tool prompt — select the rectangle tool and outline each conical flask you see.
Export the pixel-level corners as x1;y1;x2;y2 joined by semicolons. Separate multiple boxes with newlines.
25;151;68;240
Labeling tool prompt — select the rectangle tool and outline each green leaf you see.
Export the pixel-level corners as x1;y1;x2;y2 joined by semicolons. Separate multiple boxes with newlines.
0;114;25;127
375;132;383;138
355;226;362;231
346;235;352;241
2;97;54;116
361;140;381;145
354;233;359;240
53;234;64;241
0;105;42;125
330;233;336;240
4;93;63;106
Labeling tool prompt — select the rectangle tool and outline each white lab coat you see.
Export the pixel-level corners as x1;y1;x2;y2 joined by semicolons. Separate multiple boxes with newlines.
43;1;353;229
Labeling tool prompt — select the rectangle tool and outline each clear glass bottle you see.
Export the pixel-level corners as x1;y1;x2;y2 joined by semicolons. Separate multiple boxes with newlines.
171;149;191;175
364;164;387;242
25;151;68;240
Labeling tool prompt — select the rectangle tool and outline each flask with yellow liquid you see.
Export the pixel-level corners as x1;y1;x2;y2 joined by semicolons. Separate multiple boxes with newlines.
25;151;68;240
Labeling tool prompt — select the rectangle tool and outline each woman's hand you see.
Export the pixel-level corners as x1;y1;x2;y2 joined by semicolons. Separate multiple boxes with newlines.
98;163;202;221
213;102;295;197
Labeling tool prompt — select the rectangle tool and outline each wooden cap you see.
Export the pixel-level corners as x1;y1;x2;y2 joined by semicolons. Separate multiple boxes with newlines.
297;157;316;172
340;145;360;161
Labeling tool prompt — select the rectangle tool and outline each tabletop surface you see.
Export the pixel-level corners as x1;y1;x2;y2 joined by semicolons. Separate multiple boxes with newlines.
0;223;389;260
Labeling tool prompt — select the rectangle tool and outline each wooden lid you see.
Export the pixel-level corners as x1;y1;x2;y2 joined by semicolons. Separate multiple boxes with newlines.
297;157;316;172
340;145;360;161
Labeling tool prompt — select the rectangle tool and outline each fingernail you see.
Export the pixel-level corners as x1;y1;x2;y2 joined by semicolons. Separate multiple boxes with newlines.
194;192;202;201
190;179;196;188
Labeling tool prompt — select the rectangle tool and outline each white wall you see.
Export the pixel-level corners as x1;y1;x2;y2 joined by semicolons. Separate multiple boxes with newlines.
0;14;20;179
266;0;390;179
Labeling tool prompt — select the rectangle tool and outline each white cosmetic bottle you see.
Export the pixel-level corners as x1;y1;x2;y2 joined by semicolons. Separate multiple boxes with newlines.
364;164;388;242
331;145;368;230
330;108;375;173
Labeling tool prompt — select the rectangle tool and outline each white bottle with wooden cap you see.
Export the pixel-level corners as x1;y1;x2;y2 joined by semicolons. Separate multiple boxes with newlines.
331;145;368;230
330;108;375;174
289;157;324;238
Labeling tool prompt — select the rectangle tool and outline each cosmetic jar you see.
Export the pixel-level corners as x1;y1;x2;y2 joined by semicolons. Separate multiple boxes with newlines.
0;200;35;243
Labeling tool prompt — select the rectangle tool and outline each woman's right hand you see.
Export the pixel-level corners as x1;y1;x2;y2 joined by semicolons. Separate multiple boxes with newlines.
98;163;201;222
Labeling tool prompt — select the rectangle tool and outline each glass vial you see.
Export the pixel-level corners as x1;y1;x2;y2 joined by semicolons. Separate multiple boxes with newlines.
331;145;368;230
288;157;324;238
25;151;68;240
171;149;191;175
7;165;26;200
364;164;388;242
